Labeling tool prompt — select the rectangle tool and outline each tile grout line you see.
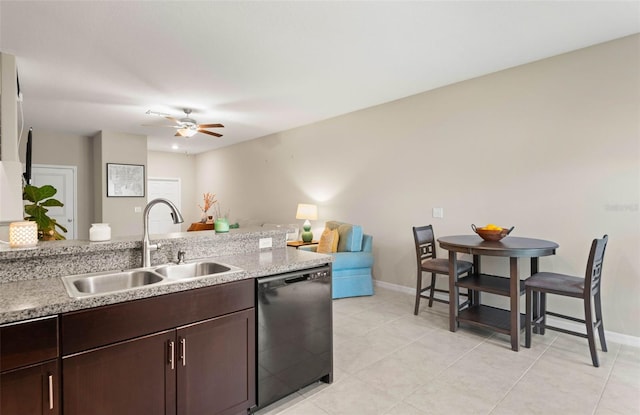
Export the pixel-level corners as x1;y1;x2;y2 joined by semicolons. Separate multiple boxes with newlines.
336;303;460;410
486;335;559;414
591;343;621;415
311;299;424;414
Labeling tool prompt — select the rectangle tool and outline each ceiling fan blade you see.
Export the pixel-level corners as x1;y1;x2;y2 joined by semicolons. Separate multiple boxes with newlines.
198;123;224;129
164;116;180;124
175;131;185;137
198;129;223;138
142;124;180;128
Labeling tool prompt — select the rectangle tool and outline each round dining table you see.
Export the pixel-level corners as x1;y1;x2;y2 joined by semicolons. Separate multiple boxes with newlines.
438;235;559;351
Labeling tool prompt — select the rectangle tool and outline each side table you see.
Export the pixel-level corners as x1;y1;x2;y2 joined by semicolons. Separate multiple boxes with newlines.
187;222;214;231
287;240;319;249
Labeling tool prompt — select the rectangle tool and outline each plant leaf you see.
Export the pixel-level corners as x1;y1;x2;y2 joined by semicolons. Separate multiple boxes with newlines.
54;221;68;233
23;184;57;202
41;199;64;207
35;185;57;200
24;204;49;217
23;185;38;202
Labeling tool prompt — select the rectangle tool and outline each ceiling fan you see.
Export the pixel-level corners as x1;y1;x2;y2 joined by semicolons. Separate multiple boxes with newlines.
144;108;224;138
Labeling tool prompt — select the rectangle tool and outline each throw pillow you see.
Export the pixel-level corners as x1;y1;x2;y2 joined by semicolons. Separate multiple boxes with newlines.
317;228;339;254
330;228;339;252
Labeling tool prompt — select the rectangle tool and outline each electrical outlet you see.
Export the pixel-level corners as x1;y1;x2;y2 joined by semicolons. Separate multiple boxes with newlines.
134;206;142;213
259;238;272;249
432;207;444;218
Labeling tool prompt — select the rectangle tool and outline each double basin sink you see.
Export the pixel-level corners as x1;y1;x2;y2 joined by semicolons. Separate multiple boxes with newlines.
62;261;242;298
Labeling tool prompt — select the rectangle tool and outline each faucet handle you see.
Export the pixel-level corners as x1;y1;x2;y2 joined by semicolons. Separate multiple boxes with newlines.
177;250;186;264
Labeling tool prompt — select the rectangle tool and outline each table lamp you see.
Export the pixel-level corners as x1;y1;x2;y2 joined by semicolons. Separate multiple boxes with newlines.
296;203;318;243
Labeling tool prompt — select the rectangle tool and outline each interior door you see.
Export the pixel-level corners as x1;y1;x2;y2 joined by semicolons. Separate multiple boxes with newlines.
31;165;76;239
147;178;181;235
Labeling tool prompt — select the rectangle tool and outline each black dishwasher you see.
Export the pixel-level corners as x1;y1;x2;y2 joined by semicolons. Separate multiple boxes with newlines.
255;265;333;409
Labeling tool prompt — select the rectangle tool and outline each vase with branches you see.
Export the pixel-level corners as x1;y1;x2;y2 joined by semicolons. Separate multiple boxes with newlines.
198;192;217;223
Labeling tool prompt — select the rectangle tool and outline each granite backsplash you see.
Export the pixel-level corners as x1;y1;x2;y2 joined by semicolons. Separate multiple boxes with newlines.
0;228;288;283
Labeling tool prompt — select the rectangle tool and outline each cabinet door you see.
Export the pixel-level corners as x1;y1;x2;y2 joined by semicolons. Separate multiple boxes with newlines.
62;330;176;415
177;308;255;415
1;360;59;415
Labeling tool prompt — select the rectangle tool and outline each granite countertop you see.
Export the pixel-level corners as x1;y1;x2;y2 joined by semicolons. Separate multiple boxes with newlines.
0;247;332;325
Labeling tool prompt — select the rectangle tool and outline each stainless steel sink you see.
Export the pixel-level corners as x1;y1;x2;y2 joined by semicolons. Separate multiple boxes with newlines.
62;260;243;298
154;262;240;280
62;270;165;298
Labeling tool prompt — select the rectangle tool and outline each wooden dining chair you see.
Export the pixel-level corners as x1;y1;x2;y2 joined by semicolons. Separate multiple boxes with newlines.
525;235;608;367
412;225;472;315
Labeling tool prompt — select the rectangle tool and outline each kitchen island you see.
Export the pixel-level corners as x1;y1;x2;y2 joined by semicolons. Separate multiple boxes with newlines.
0;227;332;324
0;228;333;415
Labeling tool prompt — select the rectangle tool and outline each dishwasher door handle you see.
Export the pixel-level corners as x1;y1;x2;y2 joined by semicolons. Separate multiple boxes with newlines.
284;275;310;284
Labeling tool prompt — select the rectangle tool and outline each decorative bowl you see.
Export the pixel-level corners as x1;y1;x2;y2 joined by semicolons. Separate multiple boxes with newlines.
471;224;514;242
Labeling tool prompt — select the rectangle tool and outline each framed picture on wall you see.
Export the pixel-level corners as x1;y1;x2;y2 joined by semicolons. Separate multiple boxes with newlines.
107;163;145;197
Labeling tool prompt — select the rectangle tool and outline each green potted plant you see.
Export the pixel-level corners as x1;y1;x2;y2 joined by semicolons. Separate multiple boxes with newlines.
23;184;68;240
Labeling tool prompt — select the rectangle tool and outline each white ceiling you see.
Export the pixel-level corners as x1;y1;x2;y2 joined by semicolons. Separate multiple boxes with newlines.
1;1;638;154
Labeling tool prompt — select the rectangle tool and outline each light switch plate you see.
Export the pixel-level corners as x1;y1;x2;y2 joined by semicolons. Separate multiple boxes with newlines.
259;238;273;249
134;206;142;213
432;207;444;218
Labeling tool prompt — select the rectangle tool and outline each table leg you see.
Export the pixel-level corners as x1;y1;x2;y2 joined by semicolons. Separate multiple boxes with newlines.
448;251;458;332
472;255;481;305
510;257;520;351
531;257;540;334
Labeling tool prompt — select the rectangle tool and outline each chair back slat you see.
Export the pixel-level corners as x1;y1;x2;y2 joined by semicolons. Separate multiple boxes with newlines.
413;225;437;265
585;235;608;295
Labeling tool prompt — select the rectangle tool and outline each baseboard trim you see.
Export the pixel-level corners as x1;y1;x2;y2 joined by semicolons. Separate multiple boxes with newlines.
373;279;640;348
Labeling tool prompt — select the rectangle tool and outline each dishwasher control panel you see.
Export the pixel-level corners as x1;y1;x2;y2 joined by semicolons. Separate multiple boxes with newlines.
307;269;331;280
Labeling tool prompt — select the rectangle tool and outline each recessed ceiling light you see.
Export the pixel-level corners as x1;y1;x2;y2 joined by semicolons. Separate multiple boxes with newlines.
171;144;179;150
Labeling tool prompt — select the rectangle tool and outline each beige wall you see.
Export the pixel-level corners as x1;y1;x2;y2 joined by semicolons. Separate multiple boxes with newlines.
196;35;640;336
93;131;147;237
147;151;197;231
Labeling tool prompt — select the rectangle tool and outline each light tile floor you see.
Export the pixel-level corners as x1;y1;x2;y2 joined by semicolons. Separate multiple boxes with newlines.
255;287;640;415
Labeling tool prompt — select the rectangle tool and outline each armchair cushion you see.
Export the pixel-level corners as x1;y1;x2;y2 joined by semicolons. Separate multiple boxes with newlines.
326;220;363;252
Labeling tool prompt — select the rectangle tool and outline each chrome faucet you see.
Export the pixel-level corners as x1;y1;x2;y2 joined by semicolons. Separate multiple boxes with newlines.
142;198;184;267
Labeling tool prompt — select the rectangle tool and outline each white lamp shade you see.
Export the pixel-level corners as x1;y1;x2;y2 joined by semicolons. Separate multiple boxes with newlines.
295;203;318;220
9;221;38;248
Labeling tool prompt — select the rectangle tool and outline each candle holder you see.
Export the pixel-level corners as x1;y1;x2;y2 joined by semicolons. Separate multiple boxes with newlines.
9;221;38;248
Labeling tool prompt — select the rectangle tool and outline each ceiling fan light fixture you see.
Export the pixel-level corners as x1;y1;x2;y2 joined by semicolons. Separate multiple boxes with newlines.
177;128;197;137
144;108;223;138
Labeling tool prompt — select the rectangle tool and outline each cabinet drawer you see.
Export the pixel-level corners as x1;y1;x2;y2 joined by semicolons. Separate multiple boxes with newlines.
1;316;59;372
61;279;254;355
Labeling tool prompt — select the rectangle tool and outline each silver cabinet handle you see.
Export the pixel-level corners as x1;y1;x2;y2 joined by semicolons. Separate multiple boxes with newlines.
180;338;186;367
48;374;54;410
168;340;175;370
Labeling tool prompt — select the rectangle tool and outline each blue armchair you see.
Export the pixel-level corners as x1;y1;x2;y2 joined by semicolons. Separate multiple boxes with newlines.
300;221;374;299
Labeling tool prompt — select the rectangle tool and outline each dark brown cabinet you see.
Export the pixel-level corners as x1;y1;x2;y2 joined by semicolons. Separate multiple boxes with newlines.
177;309;255;415
62;330;174;415
61;280;255;415
1;360;59;415
1;316;59;415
